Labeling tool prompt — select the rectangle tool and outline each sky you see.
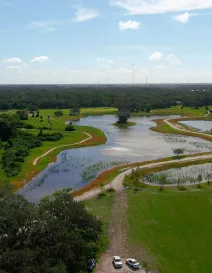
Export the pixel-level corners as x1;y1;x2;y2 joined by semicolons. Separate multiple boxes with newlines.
0;0;212;84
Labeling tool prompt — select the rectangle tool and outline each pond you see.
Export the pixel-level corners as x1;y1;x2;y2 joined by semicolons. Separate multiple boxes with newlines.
142;163;212;186
19;115;212;202
180;120;212;132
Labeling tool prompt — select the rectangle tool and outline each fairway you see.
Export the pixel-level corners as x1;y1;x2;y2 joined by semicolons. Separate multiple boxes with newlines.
127;188;212;273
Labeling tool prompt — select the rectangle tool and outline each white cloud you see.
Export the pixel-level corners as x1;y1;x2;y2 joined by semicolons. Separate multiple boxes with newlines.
2;57;22;63
154;64;166;68
110;0;212;15
173;12;191;24
28;20;61;32
6;62;28;73
97;58;114;64
167;54;181;65
148;52;164;61
31;56;49;62
118;20;141;30
73;6;100;22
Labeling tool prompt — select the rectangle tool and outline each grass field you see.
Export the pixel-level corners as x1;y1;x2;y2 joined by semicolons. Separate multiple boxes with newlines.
127;187;212;273
0;110;106;190
84;194;115;254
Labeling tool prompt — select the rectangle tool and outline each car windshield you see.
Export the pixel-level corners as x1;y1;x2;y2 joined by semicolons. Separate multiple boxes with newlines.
115;258;121;262
88;259;94;265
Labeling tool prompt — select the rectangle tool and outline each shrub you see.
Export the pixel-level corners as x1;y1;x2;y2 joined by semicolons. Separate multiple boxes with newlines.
98;191;107;198
65;124;76;131
106;188;115;193
38;132;63;142
24;124;34;129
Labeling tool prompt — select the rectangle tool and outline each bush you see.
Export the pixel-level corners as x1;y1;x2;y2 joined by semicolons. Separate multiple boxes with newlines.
24;124;34;129
38;126;51;130
106;188;115;193
38;132;63;142
98;191;107;198
65;124;76;131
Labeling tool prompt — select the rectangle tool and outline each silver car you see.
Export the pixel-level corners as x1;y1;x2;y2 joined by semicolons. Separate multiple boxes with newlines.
126;258;139;269
113;256;123;268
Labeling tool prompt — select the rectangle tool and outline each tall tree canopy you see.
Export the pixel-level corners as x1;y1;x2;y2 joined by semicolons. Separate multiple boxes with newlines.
0;189;102;273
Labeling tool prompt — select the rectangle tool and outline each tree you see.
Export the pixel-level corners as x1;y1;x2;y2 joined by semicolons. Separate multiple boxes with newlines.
70;107;80;116
65;124;76;131
16;110;28;120
172;148;184;158
0;118;16;141
117;109;131;124
54;110;63;117
40;116;43;122
197;174;202;189
0;189;102;273
36;110;40;118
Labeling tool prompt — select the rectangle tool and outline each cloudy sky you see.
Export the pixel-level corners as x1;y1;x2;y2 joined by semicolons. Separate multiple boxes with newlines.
0;0;212;84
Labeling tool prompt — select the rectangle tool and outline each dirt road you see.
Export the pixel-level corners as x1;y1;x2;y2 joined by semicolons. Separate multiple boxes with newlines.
74;153;212;202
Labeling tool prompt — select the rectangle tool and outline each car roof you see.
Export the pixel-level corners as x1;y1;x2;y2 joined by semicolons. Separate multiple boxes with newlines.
128;258;136;262
114;256;121;259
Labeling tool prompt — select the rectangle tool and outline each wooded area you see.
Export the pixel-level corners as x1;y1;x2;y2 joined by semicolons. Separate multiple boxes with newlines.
0;85;212;111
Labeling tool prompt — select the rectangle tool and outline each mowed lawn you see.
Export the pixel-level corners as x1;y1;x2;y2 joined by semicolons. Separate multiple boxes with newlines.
84;194;115;252
127;188;212;273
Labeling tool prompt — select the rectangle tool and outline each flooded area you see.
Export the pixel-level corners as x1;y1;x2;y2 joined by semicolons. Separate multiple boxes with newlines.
180;120;212;132
142;163;212;186
19;115;212;202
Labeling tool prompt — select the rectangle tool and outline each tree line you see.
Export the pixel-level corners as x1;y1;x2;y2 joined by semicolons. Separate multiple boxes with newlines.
0;85;212;111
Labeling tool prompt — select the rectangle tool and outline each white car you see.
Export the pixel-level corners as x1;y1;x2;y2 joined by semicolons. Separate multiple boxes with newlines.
113;256;123;268
126;258;139;269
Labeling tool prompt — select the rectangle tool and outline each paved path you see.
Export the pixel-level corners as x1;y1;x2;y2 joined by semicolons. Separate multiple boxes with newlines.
33;132;92;166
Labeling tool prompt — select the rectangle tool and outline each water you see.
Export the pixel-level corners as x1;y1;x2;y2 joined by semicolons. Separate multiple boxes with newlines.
19;115;212;202
142;163;212;186
180;120;212;132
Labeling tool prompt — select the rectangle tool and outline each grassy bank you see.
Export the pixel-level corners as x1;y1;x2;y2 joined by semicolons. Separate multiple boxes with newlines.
0;115;106;190
127;187;212;273
72;152;212;197
151;118;212;142
84;194;115;254
132;105;211;117
112;122;136;128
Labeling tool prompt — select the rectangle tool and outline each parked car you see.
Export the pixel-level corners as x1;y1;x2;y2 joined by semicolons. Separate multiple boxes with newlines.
87;259;96;272
126;258;139;269
113;256;123;268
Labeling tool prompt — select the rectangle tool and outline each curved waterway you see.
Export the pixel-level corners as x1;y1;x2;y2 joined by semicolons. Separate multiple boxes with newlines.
19;115;212;202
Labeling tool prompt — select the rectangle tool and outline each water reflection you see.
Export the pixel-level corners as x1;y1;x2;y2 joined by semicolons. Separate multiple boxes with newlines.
19;115;212;202
180;120;212;132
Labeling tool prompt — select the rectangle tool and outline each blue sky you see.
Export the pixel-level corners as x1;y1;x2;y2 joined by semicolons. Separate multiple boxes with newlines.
0;0;212;84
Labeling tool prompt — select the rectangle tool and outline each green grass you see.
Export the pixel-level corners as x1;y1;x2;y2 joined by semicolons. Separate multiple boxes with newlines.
112;122;136;128
0;109;106;189
127;187;212;273
84;194;115;253
133;105;212;117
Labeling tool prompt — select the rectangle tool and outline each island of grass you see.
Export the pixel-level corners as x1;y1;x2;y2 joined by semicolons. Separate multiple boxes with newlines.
112;121;136;128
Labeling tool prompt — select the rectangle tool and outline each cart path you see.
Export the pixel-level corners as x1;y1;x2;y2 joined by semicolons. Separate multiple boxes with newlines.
74;152;212;202
164;118;212;139
33;132;92;166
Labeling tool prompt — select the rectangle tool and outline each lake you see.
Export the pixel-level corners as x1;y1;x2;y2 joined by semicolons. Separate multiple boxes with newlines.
19;115;212;202
180;120;212;132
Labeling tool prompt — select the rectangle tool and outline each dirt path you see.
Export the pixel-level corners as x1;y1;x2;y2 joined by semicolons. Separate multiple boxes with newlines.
164;118;212;139
95;190;132;273
74;153;212;202
33;132;92;166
